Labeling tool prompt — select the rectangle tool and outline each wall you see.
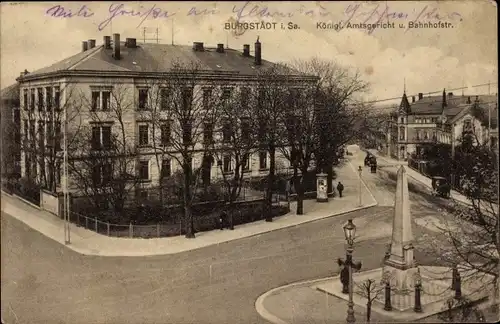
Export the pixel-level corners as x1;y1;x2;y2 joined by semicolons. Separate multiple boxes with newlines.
40;188;67;218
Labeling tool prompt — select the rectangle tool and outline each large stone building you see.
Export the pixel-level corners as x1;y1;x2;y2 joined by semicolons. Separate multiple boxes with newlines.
0;82;21;178
386;90;498;161
17;34;316;202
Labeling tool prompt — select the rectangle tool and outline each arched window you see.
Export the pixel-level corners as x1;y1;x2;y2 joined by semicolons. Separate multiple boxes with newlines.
399;126;405;140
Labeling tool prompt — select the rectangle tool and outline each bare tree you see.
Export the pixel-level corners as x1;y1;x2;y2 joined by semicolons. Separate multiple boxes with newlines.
290;58;369;193
210;86;257;224
20;83;81;192
355;278;384;322
68;83;139;220
423;127;499;310
146;61;222;238
253;65;292;221
438;296;486;323
278;74;318;215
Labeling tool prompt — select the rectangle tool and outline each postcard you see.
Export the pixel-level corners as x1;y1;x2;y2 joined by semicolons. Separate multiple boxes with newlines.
1;1;498;324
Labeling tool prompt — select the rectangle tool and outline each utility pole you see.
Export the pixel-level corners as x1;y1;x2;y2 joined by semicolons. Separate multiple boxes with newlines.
488;82;491;147
63;96;70;245
171;18;174;45
358;166;362;207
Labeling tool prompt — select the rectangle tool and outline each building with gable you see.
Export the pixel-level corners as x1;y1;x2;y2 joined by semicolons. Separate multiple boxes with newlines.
386;90;498;161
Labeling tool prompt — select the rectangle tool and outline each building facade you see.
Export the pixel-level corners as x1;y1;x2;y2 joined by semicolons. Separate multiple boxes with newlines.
17;34;316;202
386;90;498;161
0;82;21;178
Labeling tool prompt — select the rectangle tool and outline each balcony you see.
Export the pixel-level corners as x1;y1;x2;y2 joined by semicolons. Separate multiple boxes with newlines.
411;136;437;143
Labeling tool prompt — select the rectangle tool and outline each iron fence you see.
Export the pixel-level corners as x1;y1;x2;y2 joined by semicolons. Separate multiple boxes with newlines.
70;197;289;239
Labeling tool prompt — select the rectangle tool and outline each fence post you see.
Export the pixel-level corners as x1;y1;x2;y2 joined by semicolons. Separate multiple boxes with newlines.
157;223;160;237
107;222;110;236
94;217;98;232
85;217;88;229
129;222;133;238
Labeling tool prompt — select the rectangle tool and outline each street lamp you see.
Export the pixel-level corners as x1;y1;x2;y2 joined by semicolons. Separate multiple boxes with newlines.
341;219;362;323
357;166;362;207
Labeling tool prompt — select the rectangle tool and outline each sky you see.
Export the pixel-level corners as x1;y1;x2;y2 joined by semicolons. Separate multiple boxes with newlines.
1;1;498;103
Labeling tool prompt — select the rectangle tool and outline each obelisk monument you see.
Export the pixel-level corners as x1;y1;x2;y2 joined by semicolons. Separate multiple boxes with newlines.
382;166;418;293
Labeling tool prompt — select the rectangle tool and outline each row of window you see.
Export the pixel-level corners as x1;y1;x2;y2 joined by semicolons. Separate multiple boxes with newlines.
72;122;272;153
90;120;255;150
24;154;61;186
24;85;302;114
91;152;269;186
134;119;253;147
414;129;437;141
414;117;439;124
23;87;61;111
23;119;62;150
91;87;235;112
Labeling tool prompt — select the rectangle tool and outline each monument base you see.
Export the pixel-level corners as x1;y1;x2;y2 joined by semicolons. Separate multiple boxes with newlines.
382;265;419;294
313;266;493;321
316;197;328;203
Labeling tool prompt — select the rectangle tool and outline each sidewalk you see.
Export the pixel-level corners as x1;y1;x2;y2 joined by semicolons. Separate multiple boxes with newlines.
256;270;499;324
1;160;377;257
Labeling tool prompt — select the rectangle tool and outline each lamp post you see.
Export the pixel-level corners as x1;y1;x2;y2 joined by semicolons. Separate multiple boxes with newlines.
341;219;361;324
357;166;362;207
414;269;423;313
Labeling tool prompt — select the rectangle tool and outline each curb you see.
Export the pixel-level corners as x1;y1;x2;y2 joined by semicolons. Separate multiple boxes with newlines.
2;193;378;257
255;274;496;324
1;160;381;257
255;276;337;324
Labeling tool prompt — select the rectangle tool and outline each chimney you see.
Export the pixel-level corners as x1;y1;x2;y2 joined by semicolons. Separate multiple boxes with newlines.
216;43;225;53
467;96;471;104
192;42;204;51
448;92;453;98
88;39;96;49
82;41;88;52
254;36;261;65
113;33;121;60
104;36;111;49
418;93;423;100
412;96;415;103
243;44;250;57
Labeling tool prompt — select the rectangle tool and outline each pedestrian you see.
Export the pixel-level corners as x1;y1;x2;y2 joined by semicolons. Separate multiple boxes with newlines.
337;181;344;198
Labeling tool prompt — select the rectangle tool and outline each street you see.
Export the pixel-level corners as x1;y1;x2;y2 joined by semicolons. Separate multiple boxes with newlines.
1;150;450;324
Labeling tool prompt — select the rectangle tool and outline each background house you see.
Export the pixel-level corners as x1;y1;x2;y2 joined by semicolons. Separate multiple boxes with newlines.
0;82;21;178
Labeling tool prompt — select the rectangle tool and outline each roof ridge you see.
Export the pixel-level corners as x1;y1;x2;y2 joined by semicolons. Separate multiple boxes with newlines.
68;46;103;70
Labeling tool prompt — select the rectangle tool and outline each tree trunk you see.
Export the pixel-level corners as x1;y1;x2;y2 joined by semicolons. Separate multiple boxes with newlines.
184;166;195;238
265;146;276;222
327;165;333;194
367;302;371;322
